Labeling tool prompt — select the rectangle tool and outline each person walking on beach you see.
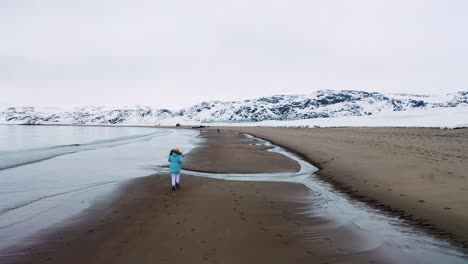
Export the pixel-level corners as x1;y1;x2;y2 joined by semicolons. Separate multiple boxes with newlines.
168;147;183;191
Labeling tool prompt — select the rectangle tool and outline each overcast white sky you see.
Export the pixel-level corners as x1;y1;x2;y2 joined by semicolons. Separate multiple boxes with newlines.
1;0;467;108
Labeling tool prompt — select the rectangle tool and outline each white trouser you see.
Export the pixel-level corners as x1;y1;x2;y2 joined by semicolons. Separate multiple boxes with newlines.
171;173;180;186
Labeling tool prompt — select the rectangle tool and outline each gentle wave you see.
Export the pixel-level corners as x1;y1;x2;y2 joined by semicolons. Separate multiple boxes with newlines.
0;130;172;171
0;180;122;229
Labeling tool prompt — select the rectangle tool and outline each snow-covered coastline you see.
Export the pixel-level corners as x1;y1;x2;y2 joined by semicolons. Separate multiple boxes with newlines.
209;106;468;129
1;90;467;128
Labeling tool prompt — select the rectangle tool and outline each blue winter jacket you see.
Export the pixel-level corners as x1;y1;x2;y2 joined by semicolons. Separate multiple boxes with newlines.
168;151;183;173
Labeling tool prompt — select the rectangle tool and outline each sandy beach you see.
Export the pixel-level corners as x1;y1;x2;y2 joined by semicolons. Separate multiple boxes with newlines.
183;130;300;173
7;176;398;264
3;128;467;263
226;127;468;245
3;130;397;264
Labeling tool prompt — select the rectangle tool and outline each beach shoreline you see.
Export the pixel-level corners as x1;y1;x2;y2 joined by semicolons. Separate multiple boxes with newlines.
2;130;397;264
3;127;467;264
4;175;398;264
222;127;468;247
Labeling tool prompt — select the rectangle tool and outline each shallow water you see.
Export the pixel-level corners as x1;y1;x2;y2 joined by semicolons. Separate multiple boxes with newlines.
180;133;468;264
0;126;174;170
0;125;199;253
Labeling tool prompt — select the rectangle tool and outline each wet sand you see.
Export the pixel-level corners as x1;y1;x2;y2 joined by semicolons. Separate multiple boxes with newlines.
183;130;300;173
223;127;468;245
5;176;396;264
3;130;394;264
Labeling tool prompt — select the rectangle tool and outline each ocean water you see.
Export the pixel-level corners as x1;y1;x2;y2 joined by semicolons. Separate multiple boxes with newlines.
0;125;199;252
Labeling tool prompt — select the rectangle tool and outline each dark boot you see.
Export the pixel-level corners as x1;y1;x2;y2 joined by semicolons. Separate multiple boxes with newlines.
176;183;180;188
172;185;176;191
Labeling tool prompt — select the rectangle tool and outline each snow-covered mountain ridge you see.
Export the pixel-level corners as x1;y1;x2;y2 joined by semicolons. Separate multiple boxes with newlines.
1;90;467;125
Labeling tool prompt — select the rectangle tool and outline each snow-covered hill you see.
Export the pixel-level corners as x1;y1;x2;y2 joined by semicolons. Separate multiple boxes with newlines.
210;106;468;129
1;90;467;126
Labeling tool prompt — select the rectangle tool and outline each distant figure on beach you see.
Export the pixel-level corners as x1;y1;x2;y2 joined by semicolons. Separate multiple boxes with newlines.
217;129;220;134
168;147;183;191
